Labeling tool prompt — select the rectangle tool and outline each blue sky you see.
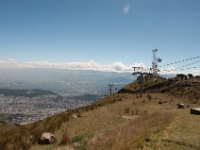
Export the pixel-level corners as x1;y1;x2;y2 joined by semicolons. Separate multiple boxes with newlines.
0;0;200;72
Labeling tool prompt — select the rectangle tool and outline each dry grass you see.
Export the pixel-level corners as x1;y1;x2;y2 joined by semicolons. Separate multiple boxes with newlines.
29;93;178;150
0;95;124;149
119;76;168;94
145;109;200;150
0;120;19;134
88;112;172;150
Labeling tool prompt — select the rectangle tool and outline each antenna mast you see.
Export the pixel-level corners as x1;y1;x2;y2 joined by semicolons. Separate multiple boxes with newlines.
152;49;158;76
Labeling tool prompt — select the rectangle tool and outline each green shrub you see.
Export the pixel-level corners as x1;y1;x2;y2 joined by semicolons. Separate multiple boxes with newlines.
72;135;84;143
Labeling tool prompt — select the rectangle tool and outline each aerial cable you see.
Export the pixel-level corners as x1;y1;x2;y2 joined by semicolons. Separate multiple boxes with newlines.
159;56;200;68
160;65;200;73
178;65;200;71
172;59;200;70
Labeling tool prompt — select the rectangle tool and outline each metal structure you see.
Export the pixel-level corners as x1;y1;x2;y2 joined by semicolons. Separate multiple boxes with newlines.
152;49;162;75
152;49;158;76
108;84;114;95
132;67;151;97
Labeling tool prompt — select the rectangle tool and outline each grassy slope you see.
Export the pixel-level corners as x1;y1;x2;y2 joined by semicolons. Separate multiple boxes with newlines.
30;92;200;150
143;107;200;150
0;121;19;134
1;77;200;150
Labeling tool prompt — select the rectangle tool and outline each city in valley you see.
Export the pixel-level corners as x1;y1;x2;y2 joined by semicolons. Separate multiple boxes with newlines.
0;69;132;124
0;92;93;124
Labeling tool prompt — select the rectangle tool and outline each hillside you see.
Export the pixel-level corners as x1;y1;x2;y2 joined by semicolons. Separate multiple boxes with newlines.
0;121;19;134
0;75;200;150
119;75;200;101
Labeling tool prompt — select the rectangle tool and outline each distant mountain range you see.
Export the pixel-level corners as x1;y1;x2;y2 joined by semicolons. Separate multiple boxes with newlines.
0;69;134;96
0;88;57;97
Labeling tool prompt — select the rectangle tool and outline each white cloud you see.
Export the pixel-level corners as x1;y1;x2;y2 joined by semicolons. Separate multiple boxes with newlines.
159;68;179;75
123;4;131;15
0;59;147;73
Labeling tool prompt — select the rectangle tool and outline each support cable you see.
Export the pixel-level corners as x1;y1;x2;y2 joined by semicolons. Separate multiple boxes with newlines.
159;56;200;68
171;59;200;70
161;65;200;73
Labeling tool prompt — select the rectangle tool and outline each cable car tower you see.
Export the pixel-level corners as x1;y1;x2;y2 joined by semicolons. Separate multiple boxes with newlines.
108;84;114;95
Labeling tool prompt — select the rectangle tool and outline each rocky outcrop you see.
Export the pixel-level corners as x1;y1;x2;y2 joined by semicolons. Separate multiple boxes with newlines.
177;103;185;109
38;132;56;144
190;108;200;115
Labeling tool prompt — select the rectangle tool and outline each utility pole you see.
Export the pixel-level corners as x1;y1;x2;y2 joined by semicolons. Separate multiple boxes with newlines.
108;84;114;95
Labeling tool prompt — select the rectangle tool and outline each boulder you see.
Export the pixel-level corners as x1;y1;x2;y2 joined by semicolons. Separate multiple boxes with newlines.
72;113;82;118
39;132;56;144
177;103;185;109
190;108;200;115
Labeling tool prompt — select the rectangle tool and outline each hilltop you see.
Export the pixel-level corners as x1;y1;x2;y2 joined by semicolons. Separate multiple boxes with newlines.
0;75;200;150
120;75;200;102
